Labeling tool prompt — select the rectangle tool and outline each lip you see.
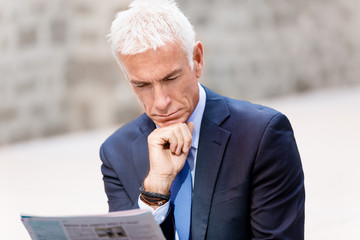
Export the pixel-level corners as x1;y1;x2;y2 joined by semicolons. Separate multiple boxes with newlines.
152;109;188;127
155;110;180;118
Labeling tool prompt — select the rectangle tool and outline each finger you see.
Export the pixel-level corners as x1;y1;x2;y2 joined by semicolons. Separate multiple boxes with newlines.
181;123;193;153
167;132;178;154
172;126;184;155
186;121;194;136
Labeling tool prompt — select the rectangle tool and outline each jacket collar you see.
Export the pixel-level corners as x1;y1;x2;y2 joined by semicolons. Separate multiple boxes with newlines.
191;86;231;240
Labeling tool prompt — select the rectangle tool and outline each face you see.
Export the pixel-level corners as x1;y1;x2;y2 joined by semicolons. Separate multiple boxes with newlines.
118;42;204;127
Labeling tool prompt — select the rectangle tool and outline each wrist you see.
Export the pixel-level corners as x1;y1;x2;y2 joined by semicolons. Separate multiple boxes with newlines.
143;172;174;195
139;186;170;207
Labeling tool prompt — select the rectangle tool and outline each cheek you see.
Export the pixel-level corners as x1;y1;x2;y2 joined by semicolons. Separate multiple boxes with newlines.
170;83;188;103
184;79;198;101
172;83;197;109
133;90;152;111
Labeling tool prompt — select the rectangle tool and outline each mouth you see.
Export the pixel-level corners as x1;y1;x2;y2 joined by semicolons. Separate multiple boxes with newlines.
152;110;186;126
151;109;191;127
155;110;180;119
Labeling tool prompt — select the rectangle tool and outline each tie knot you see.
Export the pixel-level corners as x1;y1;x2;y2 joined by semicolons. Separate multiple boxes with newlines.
187;147;195;171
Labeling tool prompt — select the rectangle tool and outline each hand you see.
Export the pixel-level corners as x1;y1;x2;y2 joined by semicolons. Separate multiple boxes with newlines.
143;122;194;196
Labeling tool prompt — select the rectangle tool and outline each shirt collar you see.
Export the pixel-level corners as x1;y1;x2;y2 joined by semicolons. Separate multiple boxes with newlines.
187;83;206;150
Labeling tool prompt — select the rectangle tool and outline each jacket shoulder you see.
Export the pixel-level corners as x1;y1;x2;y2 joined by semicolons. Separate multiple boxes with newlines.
204;86;282;126
101;113;152;150
226;97;282;124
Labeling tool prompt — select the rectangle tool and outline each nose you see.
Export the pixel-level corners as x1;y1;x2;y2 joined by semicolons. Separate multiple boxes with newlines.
153;84;171;112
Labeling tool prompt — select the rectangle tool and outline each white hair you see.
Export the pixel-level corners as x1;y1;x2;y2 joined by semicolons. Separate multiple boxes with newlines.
108;0;196;69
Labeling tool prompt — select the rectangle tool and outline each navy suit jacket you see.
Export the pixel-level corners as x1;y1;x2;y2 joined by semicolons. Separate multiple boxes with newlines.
100;86;305;239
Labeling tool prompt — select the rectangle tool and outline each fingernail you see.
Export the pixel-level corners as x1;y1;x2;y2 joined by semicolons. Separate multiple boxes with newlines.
184;146;189;153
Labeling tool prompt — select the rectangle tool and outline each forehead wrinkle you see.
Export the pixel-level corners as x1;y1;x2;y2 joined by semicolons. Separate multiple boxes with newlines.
120;42;188;83
128;71;159;83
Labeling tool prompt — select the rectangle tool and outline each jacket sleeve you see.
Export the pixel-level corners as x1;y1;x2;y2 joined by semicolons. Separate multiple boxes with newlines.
100;144;175;239
250;113;305;239
100;145;136;211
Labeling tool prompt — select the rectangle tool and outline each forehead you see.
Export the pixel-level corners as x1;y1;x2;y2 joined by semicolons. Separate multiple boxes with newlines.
118;43;189;81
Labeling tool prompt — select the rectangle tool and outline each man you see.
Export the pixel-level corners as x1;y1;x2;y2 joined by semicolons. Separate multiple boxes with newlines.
100;0;305;239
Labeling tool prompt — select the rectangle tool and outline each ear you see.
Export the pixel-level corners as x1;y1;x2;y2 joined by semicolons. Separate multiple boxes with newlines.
193;41;204;79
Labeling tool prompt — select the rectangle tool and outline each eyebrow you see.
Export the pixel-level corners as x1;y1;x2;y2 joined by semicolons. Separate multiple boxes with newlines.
162;68;182;81
130;68;182;85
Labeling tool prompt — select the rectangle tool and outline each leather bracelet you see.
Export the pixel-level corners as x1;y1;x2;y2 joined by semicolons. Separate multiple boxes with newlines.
139;186;170;206
140;193;168;206
139;186;170;201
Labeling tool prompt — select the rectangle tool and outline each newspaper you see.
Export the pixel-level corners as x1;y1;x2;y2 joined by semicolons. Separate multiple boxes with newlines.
21;209;165;240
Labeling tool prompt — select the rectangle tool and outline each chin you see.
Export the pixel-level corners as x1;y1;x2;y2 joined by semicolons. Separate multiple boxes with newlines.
154;118;187;128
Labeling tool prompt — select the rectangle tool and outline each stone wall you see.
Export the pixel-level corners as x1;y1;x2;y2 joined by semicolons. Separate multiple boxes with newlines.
181;0;360;99
0;0;134;144
1;0;360;144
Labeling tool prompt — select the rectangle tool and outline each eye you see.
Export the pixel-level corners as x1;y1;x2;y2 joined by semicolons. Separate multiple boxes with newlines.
165;76;178;82
132;82;149;88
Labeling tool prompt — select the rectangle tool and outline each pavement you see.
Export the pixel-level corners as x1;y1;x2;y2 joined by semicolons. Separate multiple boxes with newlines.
1;86;359;239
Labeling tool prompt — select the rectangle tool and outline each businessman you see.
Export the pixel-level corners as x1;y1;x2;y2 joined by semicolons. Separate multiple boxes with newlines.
100;0;305;239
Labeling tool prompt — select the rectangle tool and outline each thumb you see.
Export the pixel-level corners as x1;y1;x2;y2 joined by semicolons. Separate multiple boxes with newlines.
186;121;194;136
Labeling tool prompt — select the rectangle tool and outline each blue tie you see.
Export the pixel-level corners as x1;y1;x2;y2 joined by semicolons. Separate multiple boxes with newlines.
170;149;193;240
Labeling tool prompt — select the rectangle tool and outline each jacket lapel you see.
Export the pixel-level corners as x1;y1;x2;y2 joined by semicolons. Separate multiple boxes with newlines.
191;88;231;239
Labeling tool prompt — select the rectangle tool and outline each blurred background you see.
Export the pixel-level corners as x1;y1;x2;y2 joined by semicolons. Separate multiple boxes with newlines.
1;0;359;239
